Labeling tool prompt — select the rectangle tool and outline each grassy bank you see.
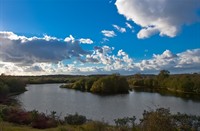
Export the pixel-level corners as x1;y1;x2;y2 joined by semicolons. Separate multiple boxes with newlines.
0;121;116;131
1;103;200;131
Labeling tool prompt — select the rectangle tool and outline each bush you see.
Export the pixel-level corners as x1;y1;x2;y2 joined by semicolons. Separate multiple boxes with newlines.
1;107;32;125
83;121;109;131
114;116;136;128
140;108;176;131
64;113;87;125
1;107;58;129
31;113;57;129
29;110;58;129
172;113;200;131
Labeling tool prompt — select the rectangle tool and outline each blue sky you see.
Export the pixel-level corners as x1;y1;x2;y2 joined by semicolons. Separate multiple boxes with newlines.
0;0;200;75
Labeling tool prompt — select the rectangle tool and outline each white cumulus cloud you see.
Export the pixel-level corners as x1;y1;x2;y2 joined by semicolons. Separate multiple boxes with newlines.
136;49;200;73
115;0;200;39
1;32;200;75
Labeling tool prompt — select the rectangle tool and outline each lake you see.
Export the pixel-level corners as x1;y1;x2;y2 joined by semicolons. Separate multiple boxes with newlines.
16;84;200;124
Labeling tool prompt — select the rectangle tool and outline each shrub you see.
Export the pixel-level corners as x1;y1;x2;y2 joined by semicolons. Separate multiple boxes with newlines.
30;110;58;129
1;107;58;129
1;107;32;125
114;116;136;129
31;113;57;129
83;121;109;131
140;108;176;131
64;113;87;125
172;113;200;131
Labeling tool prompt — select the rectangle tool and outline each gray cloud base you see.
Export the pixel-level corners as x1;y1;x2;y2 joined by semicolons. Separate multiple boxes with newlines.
0;32;89;65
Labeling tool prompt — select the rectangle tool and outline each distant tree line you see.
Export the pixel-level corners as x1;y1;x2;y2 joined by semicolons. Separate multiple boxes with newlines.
128;70;200;94
1;70;200;96
60;74;129;94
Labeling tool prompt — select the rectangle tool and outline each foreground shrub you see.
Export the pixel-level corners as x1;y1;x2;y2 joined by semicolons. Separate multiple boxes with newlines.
114;116;136;128
30;110;58;129
139;108;176;131
1;107;58;129
83;121;109;131
31;113;57;129
172;113;200;131
64;113;87;125
1;107;32;125
1;106;200;130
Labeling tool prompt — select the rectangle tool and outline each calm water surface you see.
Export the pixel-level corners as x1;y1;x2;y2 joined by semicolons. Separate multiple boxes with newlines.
16;84;200;124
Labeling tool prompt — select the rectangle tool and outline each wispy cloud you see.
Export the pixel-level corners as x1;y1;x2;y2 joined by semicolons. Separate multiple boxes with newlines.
112;24;126;33
125;22;134;32
101;30;116;37
64;35;94;44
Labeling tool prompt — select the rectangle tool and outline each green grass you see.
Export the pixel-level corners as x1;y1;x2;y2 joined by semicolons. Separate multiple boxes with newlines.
0;121;128;131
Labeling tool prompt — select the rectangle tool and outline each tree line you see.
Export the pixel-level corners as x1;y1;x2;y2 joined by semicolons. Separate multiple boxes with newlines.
128;70;200;94
1;70;200;96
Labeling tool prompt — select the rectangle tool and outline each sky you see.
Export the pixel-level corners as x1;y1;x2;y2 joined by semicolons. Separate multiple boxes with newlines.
0;0;200;75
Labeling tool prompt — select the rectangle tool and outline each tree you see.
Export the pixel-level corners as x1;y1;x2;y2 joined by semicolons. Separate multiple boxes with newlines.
90;75;129;94
0;81;9;97
133;73;142;79
157;70;170;87
158;70;170;80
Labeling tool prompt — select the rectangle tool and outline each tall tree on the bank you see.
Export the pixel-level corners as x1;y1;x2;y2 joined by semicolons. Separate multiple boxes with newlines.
158;70;170;80
157;70;170;87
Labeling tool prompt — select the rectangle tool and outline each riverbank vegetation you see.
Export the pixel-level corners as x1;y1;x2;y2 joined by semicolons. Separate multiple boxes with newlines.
0;74;81;84
0;76;26;105
128;70;200;95
60;71;200;96
1;71;200;96
60;74;129;94
1;72;200;130
1;105;200;131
